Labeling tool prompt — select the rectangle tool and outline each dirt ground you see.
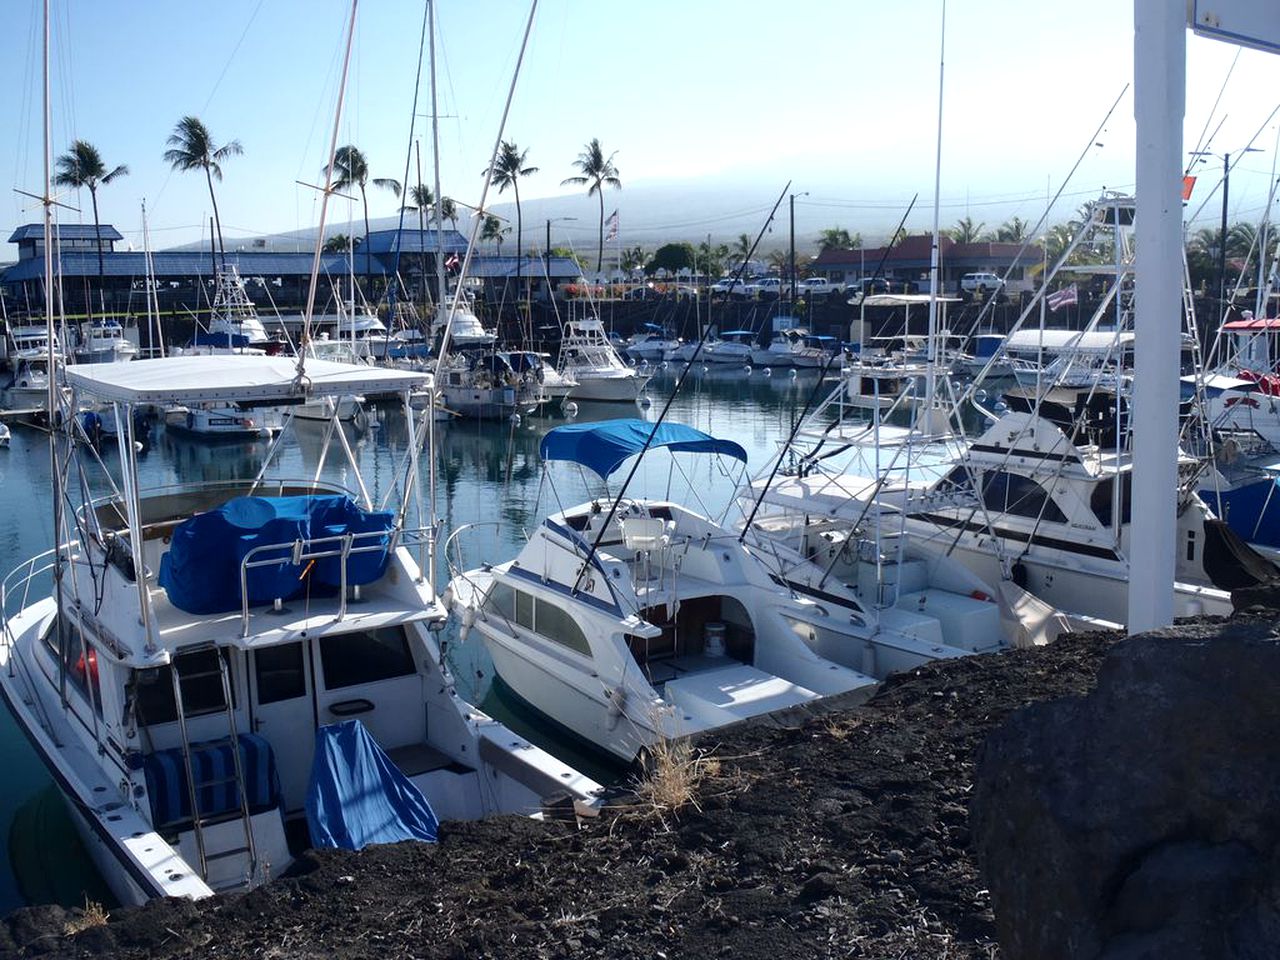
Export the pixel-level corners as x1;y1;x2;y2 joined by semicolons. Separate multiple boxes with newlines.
3;628;1119;959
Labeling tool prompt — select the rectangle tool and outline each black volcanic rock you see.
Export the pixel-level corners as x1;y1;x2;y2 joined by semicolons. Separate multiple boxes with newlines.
972;617;1280;960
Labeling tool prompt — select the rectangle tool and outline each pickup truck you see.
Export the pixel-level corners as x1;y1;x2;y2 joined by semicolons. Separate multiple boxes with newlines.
799;277;842;296
742;277;785;298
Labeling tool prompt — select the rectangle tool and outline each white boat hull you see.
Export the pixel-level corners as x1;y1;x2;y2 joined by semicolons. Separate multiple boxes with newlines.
568;372;650;402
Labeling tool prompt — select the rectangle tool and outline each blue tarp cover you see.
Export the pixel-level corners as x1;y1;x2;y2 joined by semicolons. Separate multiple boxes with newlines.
306;720;439;850
540;418;748;479
158;495;395;614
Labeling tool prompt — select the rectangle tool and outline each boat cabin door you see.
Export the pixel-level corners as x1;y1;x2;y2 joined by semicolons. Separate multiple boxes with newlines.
249;642;317;813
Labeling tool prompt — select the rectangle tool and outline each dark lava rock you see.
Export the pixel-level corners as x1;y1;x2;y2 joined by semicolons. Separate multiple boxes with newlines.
972;617;1280;960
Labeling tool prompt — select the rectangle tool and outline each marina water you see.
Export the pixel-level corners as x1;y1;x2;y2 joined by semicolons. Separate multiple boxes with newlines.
0;364;827;912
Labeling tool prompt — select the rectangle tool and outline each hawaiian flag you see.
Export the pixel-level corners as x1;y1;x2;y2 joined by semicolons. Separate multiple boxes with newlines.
604;209;619;243
445;253;460;273
1046;283;1078;312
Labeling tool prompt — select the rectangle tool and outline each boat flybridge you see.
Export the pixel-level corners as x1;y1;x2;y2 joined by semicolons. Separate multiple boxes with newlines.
0;354;599;907
445;419;1009;765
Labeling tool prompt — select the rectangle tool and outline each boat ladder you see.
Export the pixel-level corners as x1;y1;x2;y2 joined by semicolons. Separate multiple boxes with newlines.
170;643;258;886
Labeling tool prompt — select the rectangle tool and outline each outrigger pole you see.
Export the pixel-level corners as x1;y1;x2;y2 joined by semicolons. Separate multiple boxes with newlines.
570;183;792;596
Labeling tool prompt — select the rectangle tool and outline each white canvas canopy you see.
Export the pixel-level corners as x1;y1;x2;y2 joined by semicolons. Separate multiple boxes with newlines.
1005;329;1134;355
65;355;430;404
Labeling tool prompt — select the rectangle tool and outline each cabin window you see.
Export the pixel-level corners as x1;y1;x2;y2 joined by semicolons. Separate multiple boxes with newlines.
319;627;416;690
482;582;533;629
254;643;306;704
1090;475;1133;528
981;471;1067;523
132;647;235;726
935;465;974;495
43;617;103;717
533;598;592;657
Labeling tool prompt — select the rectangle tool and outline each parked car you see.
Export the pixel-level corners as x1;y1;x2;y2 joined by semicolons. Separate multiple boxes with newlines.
960;272;1005;294
709;276;742;295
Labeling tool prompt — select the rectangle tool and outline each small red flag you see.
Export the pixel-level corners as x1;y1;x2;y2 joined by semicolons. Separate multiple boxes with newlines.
1182;175;1196;201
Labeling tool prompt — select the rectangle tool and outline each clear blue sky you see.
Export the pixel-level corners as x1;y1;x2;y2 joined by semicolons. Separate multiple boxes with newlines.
2;0;1278;255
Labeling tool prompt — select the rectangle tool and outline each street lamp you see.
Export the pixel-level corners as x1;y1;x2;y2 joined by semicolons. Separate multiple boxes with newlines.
789;191;808;301
1191;146;1263;321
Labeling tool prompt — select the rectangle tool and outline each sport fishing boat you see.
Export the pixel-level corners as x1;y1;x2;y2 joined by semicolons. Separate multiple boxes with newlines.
446;420;1021;763
0;354;599;907
557;318;649;402
73;319;138;365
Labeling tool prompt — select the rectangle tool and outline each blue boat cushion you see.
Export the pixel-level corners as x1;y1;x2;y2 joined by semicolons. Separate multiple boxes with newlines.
158;495;396;614
143;732;281;829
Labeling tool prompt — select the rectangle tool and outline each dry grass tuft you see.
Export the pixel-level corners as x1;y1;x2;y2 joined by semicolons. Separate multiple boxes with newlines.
633;734;720;815
63;897;109;935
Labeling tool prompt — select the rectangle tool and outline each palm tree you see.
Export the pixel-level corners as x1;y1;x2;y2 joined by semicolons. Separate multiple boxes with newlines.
481;215;510;253
995;217;1031;243
163;116;241;267
620;245;647;277
438;197;459;231
324;144;402;296
560;138;622;274
486;141;538;283
323;233;352;254
816;227;860;252
54;140;128;277
947;216;985;244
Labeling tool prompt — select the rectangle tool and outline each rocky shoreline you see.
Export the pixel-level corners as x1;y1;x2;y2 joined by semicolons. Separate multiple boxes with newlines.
3;625;1125;959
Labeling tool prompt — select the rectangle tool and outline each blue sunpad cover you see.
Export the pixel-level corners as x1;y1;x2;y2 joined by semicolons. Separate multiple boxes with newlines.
158;495;395;614
306;720;438;850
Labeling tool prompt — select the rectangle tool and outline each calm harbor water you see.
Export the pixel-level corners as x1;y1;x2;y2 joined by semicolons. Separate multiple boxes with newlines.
0;363;830;914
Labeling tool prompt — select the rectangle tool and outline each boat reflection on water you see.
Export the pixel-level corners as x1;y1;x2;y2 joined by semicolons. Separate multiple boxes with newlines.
159;428;268;485
7;785;115;910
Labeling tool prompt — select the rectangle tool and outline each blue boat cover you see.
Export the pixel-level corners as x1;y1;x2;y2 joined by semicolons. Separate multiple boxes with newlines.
158;495;395;614
540;418;748;479
306;720;438;850
143;732;281;828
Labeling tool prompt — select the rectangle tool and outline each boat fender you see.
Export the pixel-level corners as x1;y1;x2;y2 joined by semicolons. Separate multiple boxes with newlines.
605;686;626;729
458;606;476;643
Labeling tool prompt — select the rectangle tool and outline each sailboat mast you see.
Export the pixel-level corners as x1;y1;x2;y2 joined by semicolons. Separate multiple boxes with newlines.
429;0;446;310
40;0;69;703
924;0;946;421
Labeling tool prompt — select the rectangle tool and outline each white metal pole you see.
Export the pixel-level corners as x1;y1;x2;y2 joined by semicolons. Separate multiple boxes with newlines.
1128;0;1184;632
924;0;946;424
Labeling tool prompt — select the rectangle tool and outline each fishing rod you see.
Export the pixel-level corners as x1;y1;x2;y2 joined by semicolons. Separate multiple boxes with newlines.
569;182;792;596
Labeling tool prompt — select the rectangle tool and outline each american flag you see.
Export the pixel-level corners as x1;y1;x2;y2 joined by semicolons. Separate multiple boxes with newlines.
445;253;460;272
1046;283;1078;312
604;209;619;243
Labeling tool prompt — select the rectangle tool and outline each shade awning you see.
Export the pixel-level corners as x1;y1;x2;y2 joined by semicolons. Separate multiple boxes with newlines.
540;419;748;479
65;355;431;404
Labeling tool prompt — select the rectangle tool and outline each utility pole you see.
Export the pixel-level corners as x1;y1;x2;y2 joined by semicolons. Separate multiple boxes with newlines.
788;192;807;301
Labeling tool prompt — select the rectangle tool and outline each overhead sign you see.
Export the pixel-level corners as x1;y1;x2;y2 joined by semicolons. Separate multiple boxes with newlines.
1190;1;1280;55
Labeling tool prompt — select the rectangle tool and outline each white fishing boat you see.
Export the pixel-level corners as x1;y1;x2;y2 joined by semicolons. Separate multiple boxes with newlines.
294;337;368;425
74;319;138;364
189;267;277;353
8;357;53;407
163;402;282;441
557;317;649;401
0;355;600;907
447;420;879;763
625;324;681;363
704;330;755;365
